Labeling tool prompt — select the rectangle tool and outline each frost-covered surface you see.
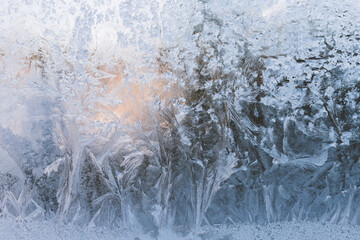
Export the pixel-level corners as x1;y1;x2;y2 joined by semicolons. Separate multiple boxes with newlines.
0;0;360;237
200;222;360;240
0;217;133;240
1;218;360;240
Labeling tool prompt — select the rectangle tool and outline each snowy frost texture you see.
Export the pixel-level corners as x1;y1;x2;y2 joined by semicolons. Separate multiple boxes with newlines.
0;0;359;238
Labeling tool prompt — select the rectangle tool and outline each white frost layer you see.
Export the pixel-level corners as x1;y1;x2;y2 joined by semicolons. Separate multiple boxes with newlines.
1;218;360;240
200;222;360;240
0;218;135;240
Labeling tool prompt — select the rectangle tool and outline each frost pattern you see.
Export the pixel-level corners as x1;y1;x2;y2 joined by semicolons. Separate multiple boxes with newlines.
0;0;359;236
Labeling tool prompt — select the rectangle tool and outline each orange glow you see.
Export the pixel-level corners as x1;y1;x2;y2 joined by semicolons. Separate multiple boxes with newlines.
2;49;184;127
89;60;184;124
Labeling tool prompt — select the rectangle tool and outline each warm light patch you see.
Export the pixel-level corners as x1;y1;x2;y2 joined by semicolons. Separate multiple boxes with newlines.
0;44;184;131
91;62;184;124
